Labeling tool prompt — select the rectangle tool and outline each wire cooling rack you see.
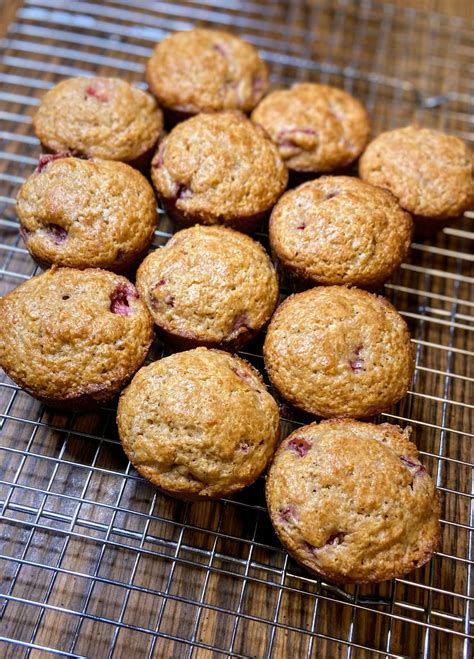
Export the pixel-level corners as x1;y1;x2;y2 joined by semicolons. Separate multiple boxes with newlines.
0;1;473;657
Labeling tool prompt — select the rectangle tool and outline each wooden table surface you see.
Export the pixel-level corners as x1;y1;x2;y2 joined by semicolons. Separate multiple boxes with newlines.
0;0;473;34
0;1;472;658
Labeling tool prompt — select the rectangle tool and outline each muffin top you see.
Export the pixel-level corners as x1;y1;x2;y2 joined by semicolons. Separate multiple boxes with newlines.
269;176;413;287
263;286;414;418
0;268;153;405
151;111;288;225
251;83;370;172
359;126;474;220
32;77;163;162
266;419;440;583
136;225;279;347
117;348;280;499
146;28;269;114
17;155;157;272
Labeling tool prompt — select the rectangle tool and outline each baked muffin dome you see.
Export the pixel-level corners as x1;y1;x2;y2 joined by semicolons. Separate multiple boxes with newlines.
136;225;278;349
269;176;413;288
117;348;280;500
32;77;163;167
359;126;474;226
0;268;154;410
146;28;269;118
266;419;440;583
17;155;157;272
251;83;370;173
263;286;414;418
151;111;288;231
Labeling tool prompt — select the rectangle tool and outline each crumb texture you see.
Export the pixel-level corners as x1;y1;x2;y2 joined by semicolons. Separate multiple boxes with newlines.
117;348;280;499
17;157;157;271
151;111;288;226
270;176;413;287
359;126;474;220
263;286;414;418
0;268;154;406
146;28;268;114
251;83;370;172
33;76;163;162
266;419;440;583
136;225;278;346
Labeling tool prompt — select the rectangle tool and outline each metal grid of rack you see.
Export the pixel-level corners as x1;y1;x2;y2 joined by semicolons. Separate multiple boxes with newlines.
0;1;472;657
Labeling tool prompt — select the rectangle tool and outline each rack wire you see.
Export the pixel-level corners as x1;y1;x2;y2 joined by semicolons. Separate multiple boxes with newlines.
0;0;472;657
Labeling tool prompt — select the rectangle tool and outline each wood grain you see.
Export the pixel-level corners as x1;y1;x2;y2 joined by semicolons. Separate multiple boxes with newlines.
0;0;23;36
385;0;472;17
0;1;472;658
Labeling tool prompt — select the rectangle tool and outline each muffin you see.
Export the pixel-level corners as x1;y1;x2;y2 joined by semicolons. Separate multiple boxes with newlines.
32;77;163;169
17;154;158;272
251;83;370;173
266;419;440;584
146;28;268;122
117;348;280;500
263;286;414;418
0;268;154;410
269;176;413;288
359;126;474;231
151;111;288;231
136;225;278;350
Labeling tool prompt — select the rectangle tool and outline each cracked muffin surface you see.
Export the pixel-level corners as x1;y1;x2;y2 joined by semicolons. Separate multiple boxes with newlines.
0;267;154;410
359;126;474;224
251;83;370;173
17;155;157;272
151;111;288;231
269;176;413;288
33;76;163;165
263;286;414;418
266;419;440;583
146;28;269;116
136;225;278;349
117;347;280;499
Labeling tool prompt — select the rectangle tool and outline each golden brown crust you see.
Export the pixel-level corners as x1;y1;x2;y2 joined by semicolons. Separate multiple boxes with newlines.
136;225;278;349
251;83;370;173
266;419;440;583
269;176;413;288
263;286;415;418
151;111;288;229
0;268;154;410
359;126;474;222
146;28;269;115
117;348;280;499
33;77;163;163
17;156;157;272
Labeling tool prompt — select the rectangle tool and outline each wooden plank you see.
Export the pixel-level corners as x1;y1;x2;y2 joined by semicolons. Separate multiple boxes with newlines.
0;1;472;658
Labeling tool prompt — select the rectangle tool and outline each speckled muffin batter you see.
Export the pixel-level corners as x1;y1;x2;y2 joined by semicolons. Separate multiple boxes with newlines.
151;111;288;230
266;419;440;583
359;126;474;228
251;83;370;173
146;28;269;119
17;155;158;272
263;286;414;418
269;176;413;288
117;348;280;500
136;225;278;349
32;77;163;167
0;268;154;410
